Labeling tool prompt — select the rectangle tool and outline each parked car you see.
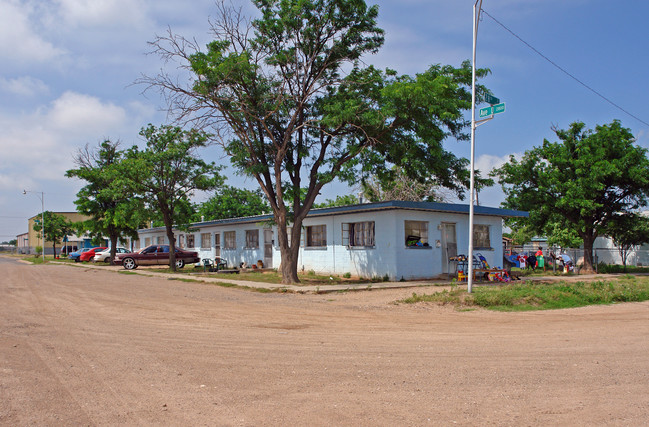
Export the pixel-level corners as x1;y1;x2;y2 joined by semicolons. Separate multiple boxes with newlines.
68;247;92;262
115;245;200;270
92;247;130;263
79;247;108;262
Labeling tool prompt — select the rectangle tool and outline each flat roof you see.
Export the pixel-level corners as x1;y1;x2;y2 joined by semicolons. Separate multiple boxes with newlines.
139;200;528;233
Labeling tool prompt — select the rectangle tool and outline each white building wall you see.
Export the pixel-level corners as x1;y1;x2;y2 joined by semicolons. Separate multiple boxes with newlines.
135;206;507;279
295;210;504;280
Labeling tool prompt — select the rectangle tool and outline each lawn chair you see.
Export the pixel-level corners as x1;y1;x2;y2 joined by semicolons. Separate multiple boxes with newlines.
476;253;490;269
214;257;228;271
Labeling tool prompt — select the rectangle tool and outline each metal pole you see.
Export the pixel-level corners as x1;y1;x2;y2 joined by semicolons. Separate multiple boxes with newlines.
40;192;45;263
468;0;483;293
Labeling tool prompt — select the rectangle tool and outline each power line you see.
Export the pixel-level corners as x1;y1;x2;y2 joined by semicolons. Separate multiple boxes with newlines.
482;9;649;128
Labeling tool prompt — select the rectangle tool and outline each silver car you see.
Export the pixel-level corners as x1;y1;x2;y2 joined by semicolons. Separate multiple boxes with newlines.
92;247;130;263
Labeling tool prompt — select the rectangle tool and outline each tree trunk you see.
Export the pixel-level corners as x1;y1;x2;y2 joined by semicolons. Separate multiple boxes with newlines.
52;242;56;259
109;234;119;265
582;233;596;273
276;215;301;284
166;225;177;271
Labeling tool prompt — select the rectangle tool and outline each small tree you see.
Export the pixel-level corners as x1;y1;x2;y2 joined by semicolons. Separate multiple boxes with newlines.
196;185;269;221
605;214;649;272
33;211;73;257
314;194;359;208
66;140;148;264
123;124;222;271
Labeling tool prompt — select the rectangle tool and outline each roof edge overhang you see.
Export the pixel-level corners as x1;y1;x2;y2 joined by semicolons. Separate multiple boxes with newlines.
137;201;528;234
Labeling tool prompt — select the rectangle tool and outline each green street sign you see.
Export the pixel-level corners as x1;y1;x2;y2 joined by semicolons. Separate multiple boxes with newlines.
485;93;500;105
479;102;506;118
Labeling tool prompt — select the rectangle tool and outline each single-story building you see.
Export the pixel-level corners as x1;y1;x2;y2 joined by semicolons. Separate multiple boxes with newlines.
128;201;528;280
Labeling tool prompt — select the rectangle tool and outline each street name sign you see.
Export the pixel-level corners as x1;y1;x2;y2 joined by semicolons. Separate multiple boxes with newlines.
484;94;500;105
479;102;505;118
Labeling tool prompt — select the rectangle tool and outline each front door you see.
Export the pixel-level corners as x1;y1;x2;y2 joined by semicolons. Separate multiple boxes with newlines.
214;233;221;259
264;229;273;268
441;223;457;274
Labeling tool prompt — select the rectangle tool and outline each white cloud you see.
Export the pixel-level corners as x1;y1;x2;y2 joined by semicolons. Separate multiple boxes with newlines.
0;92;134;185
475;153;520;175
0;0;66;68
53;0;151;29
0;76;49;96
47;91;127;135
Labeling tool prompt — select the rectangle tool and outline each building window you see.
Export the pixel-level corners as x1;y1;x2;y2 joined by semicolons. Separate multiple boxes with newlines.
156;236;164;244
224;231;236;249
177;234;184;249
200;233;211;249
342;221;375;247
144;237;151;247
473;224;491;249
306;225;326;247
245;230;259;249
186;234;195;248
405;221;428;247
286;227;302;248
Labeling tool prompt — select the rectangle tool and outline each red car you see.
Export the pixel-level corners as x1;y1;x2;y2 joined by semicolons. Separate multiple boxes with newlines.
114;245;200;270
79;247;108;262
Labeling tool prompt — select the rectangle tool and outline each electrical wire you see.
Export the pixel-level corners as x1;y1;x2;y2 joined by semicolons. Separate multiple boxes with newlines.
482;9;649;128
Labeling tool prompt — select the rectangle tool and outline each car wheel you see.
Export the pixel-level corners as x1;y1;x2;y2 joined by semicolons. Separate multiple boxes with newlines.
104;257;111;263
74;258;80;263
123;258;137;270
175;259;185;269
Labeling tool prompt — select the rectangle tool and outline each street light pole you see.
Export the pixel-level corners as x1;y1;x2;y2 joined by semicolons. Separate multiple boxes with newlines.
23;190;45;263
468;0;484;294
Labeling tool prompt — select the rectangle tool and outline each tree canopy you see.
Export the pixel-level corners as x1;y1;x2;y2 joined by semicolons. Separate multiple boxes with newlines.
492;120;649;271
140;0;490;283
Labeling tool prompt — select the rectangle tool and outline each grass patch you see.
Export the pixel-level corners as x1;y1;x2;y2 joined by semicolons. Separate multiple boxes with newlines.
150;267;369;287
596;263;649;274
398;276;649;311
167;277;201;283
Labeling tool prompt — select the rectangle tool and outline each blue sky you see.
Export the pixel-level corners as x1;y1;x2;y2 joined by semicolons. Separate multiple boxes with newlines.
2;0;648;241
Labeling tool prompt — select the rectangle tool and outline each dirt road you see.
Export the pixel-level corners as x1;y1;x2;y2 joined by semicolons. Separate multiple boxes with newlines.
1;258;648;425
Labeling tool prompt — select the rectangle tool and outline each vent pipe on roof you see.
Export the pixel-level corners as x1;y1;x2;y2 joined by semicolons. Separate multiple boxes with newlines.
201;215;204;222
358;192;364;204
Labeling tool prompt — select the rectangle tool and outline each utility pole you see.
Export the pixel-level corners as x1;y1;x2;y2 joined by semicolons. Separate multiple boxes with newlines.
468;0;483;294
23;190;45;263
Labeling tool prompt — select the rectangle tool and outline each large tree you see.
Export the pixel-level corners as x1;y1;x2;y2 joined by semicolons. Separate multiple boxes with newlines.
140;0;490;283
33;211;73;258
123;124;222;271
66;140;147;264
492;120;649;272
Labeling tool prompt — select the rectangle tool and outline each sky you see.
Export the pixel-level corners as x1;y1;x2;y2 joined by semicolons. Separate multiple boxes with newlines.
2;0;649;241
